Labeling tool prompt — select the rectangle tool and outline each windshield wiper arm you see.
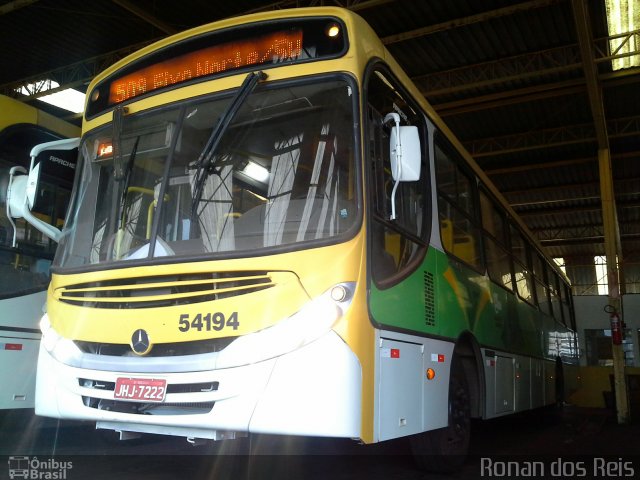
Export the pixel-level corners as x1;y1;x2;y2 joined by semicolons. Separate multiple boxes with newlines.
116;136;140;231
191;71;267;216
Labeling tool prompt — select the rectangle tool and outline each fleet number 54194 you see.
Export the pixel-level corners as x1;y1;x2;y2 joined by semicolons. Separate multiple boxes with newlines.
178;312;239;332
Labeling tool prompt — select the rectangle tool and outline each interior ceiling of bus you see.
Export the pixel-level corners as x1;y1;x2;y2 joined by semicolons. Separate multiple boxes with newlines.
0;0;638;268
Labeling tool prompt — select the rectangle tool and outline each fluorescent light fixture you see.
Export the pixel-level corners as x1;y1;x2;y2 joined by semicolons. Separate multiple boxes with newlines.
605;0;640;70
17;79;85;114
243;161;270;183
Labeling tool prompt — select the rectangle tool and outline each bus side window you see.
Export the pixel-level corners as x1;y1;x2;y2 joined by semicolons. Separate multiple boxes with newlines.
479;189;513;291
533;253;551;315
435;137;482;270
550;271;563;323
510;224;534;304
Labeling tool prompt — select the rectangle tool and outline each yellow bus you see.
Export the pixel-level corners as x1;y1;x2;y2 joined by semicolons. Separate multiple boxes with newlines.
0;94;79;409
27;7;578;470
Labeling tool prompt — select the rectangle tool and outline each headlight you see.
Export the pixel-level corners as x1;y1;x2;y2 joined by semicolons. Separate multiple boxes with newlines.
40;313;82;364
216;282;355;369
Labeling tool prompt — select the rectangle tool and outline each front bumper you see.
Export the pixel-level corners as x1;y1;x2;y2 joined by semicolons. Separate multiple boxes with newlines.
35;331;362;440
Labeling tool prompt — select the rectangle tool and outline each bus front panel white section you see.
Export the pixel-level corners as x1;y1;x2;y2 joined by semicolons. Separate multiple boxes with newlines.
249;331;361;438
35;330;361;440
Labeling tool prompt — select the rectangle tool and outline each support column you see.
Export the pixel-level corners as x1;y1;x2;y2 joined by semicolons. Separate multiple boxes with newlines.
599;147;628;424
573;0;628;424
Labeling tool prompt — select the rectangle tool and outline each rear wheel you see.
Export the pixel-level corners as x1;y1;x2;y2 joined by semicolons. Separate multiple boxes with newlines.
544;357;565;424
410;357;471;472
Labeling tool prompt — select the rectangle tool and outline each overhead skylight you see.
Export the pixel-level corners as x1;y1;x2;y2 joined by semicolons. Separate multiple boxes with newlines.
553;257;566;275
605;0;640;70
16;79;85;113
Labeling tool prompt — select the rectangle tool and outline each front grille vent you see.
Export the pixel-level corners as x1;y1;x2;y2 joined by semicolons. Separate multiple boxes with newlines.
81;397;215;415
75;337;235;357
55;271;273;309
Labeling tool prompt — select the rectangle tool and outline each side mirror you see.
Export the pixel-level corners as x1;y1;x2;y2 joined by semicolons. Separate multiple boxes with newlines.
389;124;421;182
6;168;62;245
5;137;80;245
384;113;422;220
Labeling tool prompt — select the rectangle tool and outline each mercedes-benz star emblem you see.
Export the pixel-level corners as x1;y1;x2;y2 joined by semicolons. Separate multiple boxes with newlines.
130;329;152;356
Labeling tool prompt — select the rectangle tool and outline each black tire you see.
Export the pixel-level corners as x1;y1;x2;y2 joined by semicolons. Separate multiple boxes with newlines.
543;357;565;424
410;357;471;473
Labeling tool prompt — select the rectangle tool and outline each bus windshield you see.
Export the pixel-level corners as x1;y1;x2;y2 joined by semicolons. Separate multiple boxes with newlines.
55;77;359;269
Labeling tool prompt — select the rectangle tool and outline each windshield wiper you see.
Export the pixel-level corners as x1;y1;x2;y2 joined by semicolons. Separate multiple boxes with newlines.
116;136;140;231
190;71;267;217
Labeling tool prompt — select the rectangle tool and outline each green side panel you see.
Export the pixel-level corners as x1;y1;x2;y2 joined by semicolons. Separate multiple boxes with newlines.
369;246;561;359
370;248;449;335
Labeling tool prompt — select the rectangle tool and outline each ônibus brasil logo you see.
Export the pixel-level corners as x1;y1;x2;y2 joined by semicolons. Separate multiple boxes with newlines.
7;456;72;479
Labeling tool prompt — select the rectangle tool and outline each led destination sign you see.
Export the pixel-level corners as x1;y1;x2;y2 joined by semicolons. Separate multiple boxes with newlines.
86;18;347;119
110;30;303;104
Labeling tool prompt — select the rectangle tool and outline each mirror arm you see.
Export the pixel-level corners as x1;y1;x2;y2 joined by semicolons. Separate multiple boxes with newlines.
6;167;27;247
21;204;62;243
384;113;402;220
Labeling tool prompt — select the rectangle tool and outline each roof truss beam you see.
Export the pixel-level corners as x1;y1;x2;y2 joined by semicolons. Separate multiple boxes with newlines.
381;0;565;45
413;32;640;98
539;233;640;247
485;150;639;175
111;0;177;35
501;175;640;198
464;115;640;158
534;222;640;241
515;199;638;218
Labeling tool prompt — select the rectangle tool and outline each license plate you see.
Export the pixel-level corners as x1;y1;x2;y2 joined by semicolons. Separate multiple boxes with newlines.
114;378;166;403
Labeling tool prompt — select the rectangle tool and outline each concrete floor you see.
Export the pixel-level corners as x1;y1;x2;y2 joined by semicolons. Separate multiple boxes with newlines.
0;406;638;479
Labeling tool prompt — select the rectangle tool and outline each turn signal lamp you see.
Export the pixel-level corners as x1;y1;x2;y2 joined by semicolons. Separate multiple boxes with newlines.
426;368;436;380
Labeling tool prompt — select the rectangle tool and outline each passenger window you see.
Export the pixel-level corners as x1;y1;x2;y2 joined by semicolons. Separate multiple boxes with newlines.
550;272;563;323
562;284;575;330
480;190;513;290
510;225;534;303
532;253;551;315
435;139;482;270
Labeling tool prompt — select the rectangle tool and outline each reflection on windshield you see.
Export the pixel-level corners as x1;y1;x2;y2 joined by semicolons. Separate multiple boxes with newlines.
55;78;358;268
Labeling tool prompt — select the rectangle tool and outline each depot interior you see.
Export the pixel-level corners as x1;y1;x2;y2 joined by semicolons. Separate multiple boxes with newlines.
1;0;639;411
